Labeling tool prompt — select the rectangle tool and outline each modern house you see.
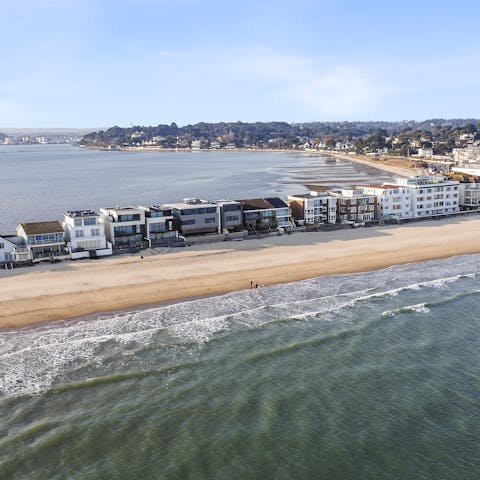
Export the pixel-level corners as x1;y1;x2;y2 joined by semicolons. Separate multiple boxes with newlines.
63;210;112;259
362;185;412;221
215;200;244;232
394;176;460;218
165;199;220;236
138;205;181;247
237;198;293;234
99;206;145;251
449;175;480;210
288;191;337;226
16;221;69;262
329;189;377;224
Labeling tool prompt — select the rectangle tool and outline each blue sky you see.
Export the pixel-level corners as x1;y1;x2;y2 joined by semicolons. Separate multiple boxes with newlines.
2;0;480;127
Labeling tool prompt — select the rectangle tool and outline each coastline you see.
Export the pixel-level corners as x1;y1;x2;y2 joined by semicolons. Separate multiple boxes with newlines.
321;151;425;178
1;215;479;330
82;144;425;178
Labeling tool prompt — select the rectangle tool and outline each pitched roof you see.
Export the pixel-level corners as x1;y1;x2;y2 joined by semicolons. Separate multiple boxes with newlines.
19;221;64;235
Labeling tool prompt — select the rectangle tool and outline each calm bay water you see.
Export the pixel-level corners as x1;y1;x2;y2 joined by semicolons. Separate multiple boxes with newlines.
2;255;480;478
0;144;395;232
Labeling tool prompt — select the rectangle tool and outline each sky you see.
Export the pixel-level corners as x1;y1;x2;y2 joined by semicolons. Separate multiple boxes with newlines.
2;0;480;127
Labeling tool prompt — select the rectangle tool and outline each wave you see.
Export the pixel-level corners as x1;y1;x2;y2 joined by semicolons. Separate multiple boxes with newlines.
2;254;480;397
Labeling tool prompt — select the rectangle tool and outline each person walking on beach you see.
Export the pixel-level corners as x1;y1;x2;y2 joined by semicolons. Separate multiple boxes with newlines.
250;280;253;288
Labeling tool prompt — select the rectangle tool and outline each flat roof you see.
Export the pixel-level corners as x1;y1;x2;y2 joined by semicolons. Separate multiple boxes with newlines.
237;197;288;210
65;209;99;217
288;193;332;199
166;202;217;209
101;206;140;212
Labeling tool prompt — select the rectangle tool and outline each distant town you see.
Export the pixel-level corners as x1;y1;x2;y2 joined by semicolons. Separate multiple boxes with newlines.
0;128;96;145
76;119;480;158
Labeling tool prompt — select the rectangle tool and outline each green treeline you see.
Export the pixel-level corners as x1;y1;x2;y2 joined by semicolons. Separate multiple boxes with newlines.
79;119;480;155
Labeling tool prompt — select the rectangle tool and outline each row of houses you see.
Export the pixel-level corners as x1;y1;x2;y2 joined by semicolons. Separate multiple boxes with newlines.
1;175;479;267
0;198;294;265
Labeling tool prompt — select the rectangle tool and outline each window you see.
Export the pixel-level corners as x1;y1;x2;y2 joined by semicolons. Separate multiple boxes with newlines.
114;225;136;235
226;215;239;222
75;230;84;238
182;219;196;225
91;228;100;236
0;243;4;249
31;233;61;244
74;218;82;227
204;217;216;224
223;204;241;212
118;214;140;222
149;224;166;233
84;217;97;225
181;207;217;215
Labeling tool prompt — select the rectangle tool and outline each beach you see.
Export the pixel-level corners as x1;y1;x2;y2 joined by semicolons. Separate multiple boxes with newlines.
1;215;479;329
323;151;425;178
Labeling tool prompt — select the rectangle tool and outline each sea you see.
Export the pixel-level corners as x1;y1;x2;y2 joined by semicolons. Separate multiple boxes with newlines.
0;144;396;232
2;146;480;479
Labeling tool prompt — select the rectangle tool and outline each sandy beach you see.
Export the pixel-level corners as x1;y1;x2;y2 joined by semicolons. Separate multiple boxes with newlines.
322;151;425;178
1;215;479;329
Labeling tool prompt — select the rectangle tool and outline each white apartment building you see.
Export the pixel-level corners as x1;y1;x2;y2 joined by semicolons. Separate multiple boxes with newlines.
362;185;412;220
288;191;337;225
329;189;377;224
458;181;480;209
63;210;112;259
453;145;480;167
417;147;434;158
394;176;459;218
99;206;145;250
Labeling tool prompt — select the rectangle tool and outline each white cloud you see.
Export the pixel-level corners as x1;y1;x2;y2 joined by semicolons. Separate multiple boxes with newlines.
226;51;386;118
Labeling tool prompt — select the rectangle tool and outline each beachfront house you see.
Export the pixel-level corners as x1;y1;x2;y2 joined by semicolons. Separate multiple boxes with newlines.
362;185;412;221
16;221;69;262
0;235;16;265
448;174;480;210
138;205;182;247
99;206;145;251
215;200;244;232
165;199;220;236
288;191;337;226
459;181;480;210
0;235;32;265
394;176;460;218
329;189;377;224
236;198;293;234
63;210;112;259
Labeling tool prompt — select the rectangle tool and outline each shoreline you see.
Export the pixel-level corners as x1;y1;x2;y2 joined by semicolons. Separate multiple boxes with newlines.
1;215;480;330
81;144;425;178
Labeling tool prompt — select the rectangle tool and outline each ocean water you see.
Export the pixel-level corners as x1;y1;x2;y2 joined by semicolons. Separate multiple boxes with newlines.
0;144;396;232
2;254;480;479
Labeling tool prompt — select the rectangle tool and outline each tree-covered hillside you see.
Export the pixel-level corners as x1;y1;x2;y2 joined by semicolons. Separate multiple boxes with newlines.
79;119;480;155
